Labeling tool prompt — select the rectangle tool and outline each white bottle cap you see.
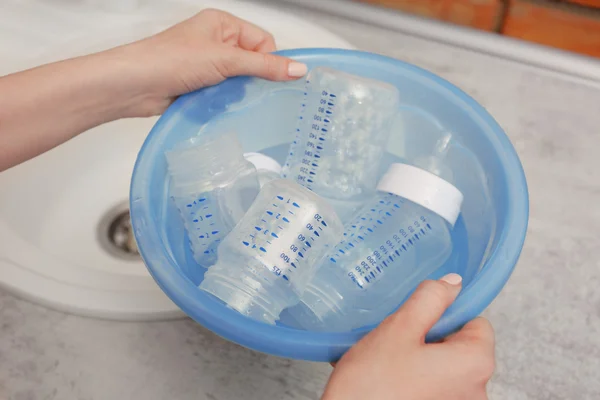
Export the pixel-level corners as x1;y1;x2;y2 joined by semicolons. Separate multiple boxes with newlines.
244;152;283;175
376;163;463;226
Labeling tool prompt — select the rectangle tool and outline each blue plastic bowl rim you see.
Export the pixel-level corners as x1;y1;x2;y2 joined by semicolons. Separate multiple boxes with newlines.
130;48;529;361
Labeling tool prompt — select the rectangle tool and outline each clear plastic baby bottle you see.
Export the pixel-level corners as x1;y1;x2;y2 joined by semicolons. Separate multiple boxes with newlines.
166;132;260;267
199;179;344;324
286;163;464;332
282;67;399;220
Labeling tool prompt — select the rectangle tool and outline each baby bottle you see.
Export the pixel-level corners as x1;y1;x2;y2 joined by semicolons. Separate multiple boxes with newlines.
286;163;463;331
282;67;400;220
199;179;344;324
166;132;261;267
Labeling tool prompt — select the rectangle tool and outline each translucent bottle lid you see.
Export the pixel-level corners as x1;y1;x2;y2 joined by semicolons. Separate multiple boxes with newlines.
376;163;464;226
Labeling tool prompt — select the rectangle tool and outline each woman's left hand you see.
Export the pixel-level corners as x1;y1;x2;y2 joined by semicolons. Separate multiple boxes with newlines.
121;9;308;116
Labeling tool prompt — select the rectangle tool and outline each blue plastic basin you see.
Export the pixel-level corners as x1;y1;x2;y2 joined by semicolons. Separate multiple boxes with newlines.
130;49;528;362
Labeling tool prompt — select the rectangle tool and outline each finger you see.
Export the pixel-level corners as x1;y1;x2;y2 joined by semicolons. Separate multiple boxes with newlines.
219;49;307;81
445;317;495;350
218;10;277;52
237;19;277;52
387;273;463;340
445;318;496;382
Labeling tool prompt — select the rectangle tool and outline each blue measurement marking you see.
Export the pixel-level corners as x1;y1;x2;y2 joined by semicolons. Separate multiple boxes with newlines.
259;247;267;253
298;252;304;258
282;275;289;281
272;203;278;207
383;261;388;267
395;250;400;256
427;224;432;229
388;256;393;262
365;276;370;283
206;214;213;218
377;220;383;224
402;244;407;251
358;235;364;240
271;232;279;238
292;202;300;208
307;179;313;183
330;94;336;97
321;221;328;227
321;128;327;132
305;241;311;248
370;272;376;278
291;262;297;268
255;226;261;231
267;211;273;215
409;239;413;245
282;217;290;223
330;258;336;263
261;219;267;223
376;267;381;272
348;242;354;247
314;231;320;237
339;249;345;254
212;231;219;235
420;229;425;234
277;196;284;200
367;228;373;233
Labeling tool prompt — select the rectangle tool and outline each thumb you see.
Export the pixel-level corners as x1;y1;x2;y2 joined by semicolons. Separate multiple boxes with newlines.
220;49;307;81
387;273;463;341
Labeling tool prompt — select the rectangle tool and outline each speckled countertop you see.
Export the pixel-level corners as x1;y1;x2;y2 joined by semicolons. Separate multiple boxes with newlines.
2;1;600;399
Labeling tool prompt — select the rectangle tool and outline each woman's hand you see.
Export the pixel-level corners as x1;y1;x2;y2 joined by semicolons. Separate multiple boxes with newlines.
0;9;305;171
322;274;495;400
123;9;308;116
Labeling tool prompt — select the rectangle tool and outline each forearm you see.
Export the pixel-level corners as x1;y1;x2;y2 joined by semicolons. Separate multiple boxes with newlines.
0;45;157;172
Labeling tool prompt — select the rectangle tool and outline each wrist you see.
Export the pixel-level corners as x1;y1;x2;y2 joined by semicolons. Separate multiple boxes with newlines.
90;43;172;119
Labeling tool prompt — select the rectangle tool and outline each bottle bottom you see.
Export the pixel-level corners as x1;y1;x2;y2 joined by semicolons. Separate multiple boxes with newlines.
285;284;349;332
199;267;289;325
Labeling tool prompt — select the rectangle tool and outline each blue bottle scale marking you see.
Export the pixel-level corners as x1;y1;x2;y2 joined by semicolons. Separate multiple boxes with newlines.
180;194;224;262
240;194;332;283
329;194;434;289
284;79;336;190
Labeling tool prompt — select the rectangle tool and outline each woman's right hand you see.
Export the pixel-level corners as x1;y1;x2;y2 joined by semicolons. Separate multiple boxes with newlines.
322;273;495;400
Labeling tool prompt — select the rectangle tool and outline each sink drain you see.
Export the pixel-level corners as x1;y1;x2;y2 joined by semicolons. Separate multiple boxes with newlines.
97;202;140;261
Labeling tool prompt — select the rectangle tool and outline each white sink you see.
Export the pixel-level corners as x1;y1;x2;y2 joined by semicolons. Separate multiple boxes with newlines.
0;0;354;320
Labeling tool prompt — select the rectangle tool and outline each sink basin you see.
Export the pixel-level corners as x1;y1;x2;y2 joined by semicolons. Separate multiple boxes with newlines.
0;0;354;320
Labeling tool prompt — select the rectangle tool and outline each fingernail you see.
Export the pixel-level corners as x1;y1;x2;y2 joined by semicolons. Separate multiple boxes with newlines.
288;62;308;77
440;273;462;286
